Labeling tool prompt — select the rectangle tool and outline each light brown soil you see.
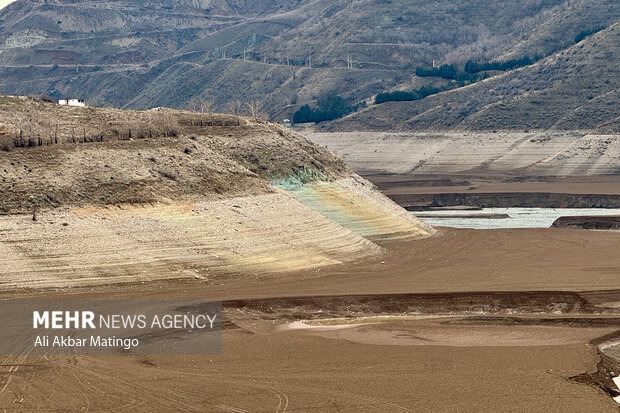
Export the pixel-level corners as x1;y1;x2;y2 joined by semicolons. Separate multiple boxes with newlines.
0;328;615;412
1;228;620;412
1;103;619;411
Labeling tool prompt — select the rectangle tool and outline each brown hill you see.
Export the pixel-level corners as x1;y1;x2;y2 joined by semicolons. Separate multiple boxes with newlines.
0;95;348;213
1;0;617;121
0;95;434;287
326;22;620;132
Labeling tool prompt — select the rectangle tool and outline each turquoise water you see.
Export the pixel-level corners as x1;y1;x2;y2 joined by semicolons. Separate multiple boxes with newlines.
415;208;620;229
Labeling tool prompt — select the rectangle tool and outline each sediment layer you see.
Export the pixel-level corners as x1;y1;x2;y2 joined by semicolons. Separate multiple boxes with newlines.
552;216;620;230
306;131;620;177
0;99;433;288
0;177;432;289
395;192;620;209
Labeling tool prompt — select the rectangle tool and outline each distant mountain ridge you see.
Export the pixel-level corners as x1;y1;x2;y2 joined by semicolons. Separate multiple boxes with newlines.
0;0;617;125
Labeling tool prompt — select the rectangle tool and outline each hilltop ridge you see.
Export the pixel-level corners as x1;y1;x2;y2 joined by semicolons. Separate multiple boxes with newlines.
0;96;433;288
0;95;348;213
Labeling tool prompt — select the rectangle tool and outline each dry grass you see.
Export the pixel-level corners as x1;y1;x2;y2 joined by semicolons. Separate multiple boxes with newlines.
0;96;348;213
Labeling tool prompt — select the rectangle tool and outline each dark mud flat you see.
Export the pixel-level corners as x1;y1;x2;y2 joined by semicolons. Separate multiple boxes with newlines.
552;215;620;230
372;176;472;189
2;228;620;412
223;290;604;320
397;192;620;209
222;291;620;407
412;206;483;211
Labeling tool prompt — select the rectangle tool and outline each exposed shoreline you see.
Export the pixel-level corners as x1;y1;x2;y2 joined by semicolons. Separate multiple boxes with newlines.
552;215;620;230
365;174;620;209
1;119;619;410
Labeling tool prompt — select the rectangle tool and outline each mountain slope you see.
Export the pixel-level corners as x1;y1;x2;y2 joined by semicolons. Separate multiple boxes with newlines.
0;0;617;121
327;22;620;132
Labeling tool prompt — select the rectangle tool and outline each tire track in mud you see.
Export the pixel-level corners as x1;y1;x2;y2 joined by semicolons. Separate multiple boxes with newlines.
3;290;620;411
132;365;417;412
8;349;417;412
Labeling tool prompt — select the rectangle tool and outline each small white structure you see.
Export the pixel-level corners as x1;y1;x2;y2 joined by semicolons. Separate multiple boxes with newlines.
281;119;292;128
58;98;86;107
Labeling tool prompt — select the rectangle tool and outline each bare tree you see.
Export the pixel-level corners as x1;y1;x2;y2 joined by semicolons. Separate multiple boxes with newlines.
160;112;177;137
186;97;213;125
226;100;243;115
198;98;212;114
244;100;266;120
186;97;201;113
13;113;26;147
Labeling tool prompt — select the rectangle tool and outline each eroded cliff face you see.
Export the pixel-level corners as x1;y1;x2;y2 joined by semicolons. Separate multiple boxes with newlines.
397;193;620;209
551;216;620;229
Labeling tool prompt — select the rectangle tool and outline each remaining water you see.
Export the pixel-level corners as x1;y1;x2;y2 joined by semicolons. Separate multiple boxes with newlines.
414;208;620;229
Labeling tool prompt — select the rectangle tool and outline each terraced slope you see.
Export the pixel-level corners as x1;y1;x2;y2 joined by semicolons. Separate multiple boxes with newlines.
283;178;430;242
0;96;433;289
307;131;620;176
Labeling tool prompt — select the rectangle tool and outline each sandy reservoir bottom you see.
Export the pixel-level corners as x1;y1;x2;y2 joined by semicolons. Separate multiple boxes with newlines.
1;219;619;411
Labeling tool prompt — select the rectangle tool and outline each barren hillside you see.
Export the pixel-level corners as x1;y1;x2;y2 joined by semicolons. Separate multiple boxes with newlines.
0;96;353;212
307;131;620;177
326;22;620;132
0;96;433;288
0;0;617;121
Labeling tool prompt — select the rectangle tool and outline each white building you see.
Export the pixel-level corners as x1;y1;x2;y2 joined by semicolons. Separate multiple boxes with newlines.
58;98;86;107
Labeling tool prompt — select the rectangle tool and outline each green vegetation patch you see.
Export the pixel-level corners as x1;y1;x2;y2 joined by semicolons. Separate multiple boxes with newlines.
270;166;331;191
415;64;481;81
375;84;449;104
464;55;540;73
293;94;364;124
574;26;605;43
